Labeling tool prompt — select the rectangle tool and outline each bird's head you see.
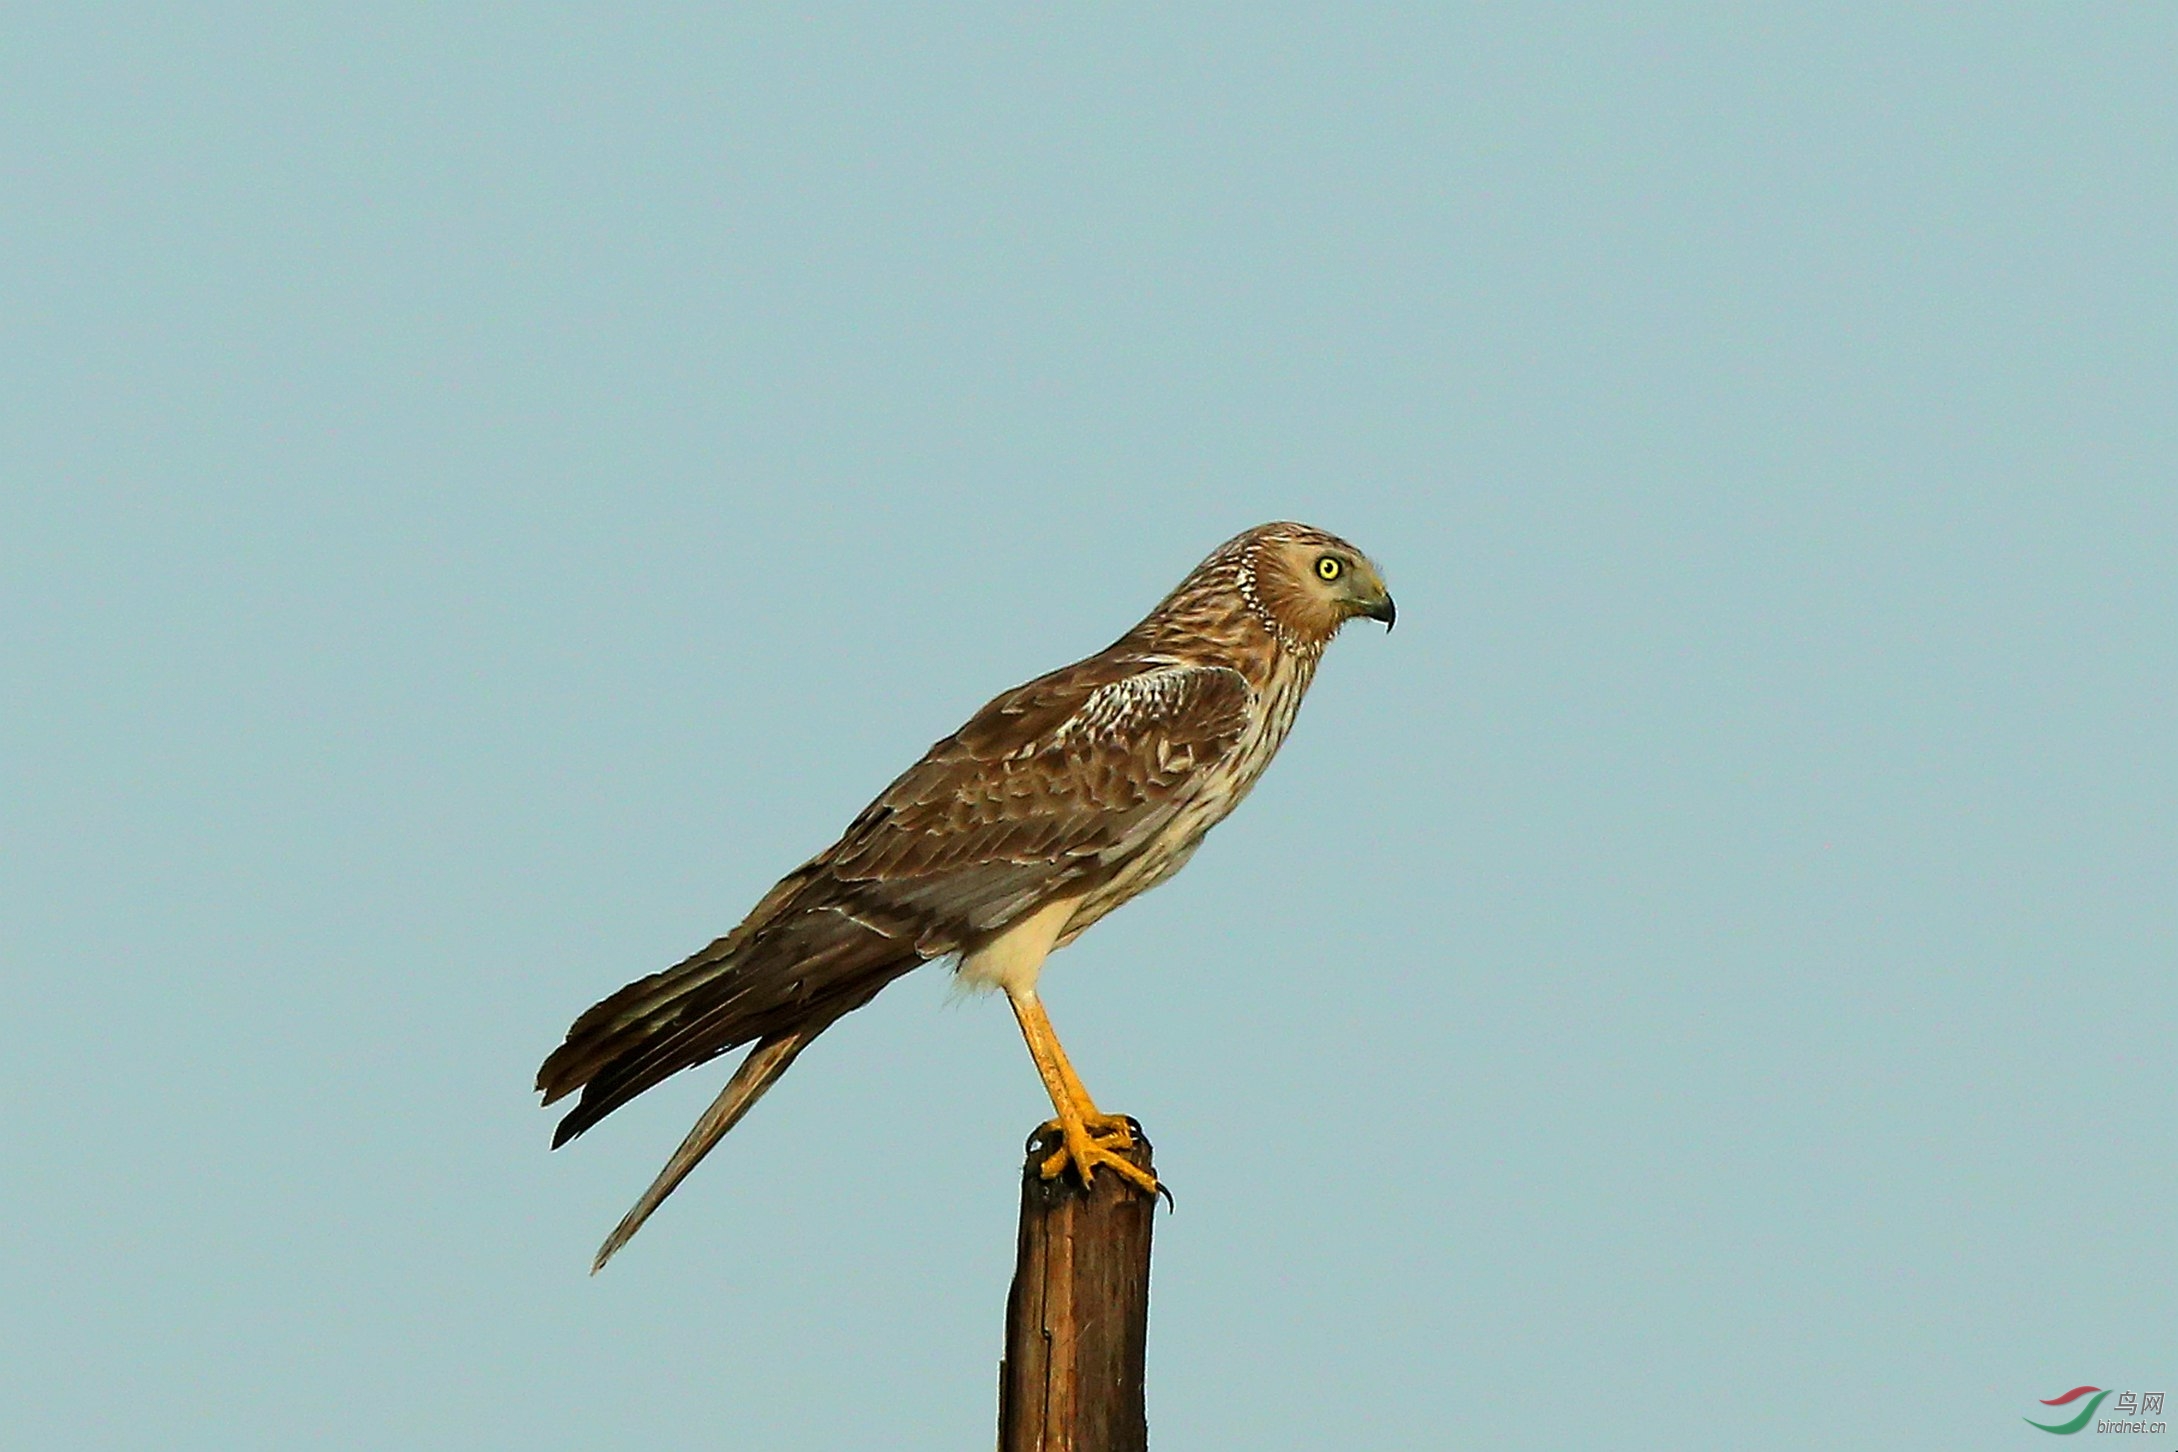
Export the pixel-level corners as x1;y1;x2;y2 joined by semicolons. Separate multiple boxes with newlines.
1245;523;1396;649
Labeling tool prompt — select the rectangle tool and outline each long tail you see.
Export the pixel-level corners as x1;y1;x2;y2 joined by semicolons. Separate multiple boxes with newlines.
539;868;929;1267
589;1025;826;1272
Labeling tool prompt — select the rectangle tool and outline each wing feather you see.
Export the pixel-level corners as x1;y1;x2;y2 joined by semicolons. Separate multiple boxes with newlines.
826;662;1254;934
538;656;1254;1149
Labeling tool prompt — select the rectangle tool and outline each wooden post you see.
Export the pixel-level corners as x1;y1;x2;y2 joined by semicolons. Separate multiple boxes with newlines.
997;1121;1157;1452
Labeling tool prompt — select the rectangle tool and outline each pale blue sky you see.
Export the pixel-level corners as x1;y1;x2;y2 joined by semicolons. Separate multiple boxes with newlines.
4;8;2173;1450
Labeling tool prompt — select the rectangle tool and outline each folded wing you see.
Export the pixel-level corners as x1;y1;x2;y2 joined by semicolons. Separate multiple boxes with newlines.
536;657;1255;1225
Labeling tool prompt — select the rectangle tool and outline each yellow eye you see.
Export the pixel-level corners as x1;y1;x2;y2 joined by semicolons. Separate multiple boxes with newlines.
1316;556;1343;581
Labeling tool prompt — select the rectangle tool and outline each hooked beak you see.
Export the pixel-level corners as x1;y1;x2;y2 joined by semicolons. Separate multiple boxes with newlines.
1362;593;1396;631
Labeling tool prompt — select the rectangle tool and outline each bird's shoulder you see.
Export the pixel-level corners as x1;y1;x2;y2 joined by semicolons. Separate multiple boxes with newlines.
953;651;1255;765
834;652;1256;854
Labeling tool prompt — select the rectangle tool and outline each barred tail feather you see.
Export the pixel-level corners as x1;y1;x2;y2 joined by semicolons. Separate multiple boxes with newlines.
589;1028;819;1273
538;871;929;1265
537;940;742;1120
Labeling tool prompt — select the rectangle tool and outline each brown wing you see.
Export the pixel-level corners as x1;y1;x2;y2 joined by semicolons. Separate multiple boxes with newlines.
537;656;1255;1147
828;659;1257;942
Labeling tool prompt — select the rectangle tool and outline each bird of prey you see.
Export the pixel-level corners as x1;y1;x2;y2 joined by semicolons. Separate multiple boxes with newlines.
539;521;1394;1269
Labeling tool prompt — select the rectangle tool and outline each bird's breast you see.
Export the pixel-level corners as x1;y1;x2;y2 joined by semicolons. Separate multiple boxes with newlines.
1058;658;1315;943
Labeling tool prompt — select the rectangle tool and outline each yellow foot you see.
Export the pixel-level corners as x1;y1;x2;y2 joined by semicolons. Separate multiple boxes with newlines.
1036;1113;1161;1197
1038;1110;1135;1148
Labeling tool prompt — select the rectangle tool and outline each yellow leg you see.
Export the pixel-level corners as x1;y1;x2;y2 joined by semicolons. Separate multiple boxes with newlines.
1041;1017;1132;1140
1006;988;1159;1197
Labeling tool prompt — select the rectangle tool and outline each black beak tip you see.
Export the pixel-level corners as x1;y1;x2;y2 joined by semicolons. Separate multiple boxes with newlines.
1369;596;1396;631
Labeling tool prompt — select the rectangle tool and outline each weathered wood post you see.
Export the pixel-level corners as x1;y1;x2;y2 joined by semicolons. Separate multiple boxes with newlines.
997;1120;1157;1452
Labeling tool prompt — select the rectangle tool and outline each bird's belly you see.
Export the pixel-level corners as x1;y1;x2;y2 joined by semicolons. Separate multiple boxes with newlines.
957;891;1087;994
1062;812;1215;941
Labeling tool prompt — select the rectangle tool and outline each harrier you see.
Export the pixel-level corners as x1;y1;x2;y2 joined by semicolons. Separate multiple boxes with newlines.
540;521;1394;1268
